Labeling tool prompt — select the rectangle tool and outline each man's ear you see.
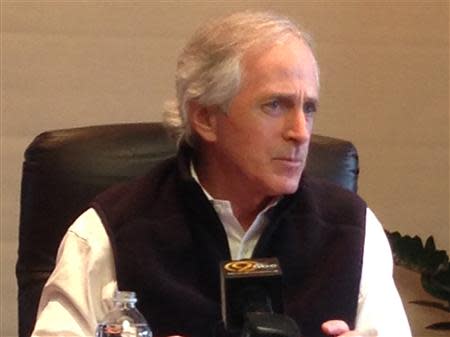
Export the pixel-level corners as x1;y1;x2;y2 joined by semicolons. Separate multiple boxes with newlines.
188;101;220;142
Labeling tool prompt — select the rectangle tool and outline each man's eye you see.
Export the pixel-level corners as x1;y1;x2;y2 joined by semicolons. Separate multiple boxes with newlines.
261;100;284;116
303;102;317;115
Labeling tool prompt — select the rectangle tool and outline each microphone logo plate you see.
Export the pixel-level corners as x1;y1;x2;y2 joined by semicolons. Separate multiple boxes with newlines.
223;258;281;276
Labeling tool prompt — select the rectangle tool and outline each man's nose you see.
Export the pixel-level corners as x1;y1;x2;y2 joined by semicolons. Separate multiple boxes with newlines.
283;109;311;143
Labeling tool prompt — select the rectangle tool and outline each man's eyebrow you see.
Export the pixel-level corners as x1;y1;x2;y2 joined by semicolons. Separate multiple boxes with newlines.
261;91;319;103
305;96;320;105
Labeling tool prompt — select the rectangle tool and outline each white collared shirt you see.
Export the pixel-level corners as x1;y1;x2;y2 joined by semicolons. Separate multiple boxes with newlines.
191;162;278;260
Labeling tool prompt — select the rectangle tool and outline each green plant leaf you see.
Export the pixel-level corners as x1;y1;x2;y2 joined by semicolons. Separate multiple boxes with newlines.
386;231;450;310
421;271;450;303
410;300;449;312
426;322;450;330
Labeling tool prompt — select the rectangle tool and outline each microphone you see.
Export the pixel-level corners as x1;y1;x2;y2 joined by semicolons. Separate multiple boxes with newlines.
220;258;301;337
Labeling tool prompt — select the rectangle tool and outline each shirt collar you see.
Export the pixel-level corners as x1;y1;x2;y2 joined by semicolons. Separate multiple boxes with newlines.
189;161;280;220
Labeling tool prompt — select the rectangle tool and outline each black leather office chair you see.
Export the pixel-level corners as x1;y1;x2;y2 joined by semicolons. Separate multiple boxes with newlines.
16;122;359;337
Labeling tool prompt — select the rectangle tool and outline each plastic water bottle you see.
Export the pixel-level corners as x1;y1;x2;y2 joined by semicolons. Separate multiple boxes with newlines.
96;291;152;337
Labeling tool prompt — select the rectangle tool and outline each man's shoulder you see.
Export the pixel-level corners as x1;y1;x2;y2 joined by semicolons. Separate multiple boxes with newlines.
300;174;365;203
290;174;367;227
90;156;180;226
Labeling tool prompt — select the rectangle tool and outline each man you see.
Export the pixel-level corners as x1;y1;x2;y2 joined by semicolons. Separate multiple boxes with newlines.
32;11;411;337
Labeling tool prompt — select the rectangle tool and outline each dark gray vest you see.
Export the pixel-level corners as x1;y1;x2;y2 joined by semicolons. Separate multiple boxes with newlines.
92;145;366;337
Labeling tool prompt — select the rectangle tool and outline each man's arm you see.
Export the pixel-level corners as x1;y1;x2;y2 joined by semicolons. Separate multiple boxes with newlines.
32;208;116;337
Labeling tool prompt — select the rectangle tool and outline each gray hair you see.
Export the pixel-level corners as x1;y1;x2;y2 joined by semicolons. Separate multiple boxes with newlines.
163;10;317;145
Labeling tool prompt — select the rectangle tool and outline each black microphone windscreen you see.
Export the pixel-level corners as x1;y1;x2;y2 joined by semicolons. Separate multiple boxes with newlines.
220;258;283;332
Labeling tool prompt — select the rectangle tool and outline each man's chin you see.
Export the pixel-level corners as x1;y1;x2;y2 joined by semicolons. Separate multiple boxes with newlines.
269;178;301;196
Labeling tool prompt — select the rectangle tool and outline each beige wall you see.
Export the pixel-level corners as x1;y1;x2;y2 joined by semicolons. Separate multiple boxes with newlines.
1;1;448;337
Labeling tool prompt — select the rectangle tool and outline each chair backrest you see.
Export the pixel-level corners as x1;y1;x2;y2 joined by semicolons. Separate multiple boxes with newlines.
16;122;359;337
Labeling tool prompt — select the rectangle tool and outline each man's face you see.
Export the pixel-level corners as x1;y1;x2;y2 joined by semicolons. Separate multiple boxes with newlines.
207;37;319;199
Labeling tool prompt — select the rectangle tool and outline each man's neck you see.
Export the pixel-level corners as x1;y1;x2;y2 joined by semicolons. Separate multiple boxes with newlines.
192;157;275;231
